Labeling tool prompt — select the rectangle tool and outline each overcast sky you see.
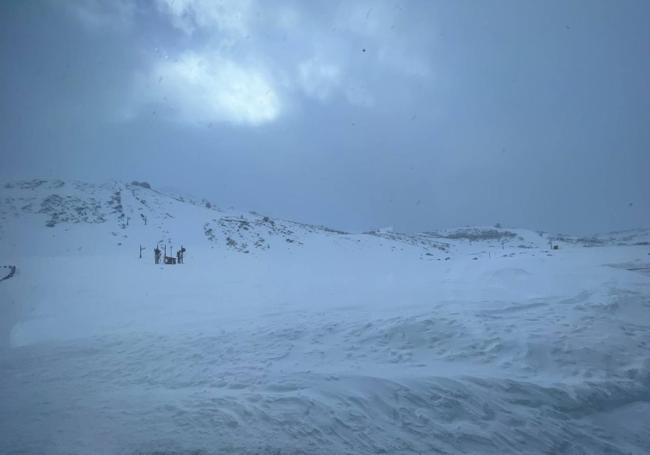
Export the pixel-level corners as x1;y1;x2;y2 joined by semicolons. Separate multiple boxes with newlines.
1;0;649;234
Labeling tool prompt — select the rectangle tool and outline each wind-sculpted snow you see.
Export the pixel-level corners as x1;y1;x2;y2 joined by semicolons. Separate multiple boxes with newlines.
2;299;649;454
1;178;649;454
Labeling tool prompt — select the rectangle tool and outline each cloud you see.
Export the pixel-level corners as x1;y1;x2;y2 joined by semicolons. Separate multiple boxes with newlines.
135;52;281;126
65;0;135;30
335;1;434;78
298;59;341;102
68;0;438;126
155;0;253;37
296;59;374;107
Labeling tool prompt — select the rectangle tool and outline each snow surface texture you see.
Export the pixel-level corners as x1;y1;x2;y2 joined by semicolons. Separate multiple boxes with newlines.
1;179;649;454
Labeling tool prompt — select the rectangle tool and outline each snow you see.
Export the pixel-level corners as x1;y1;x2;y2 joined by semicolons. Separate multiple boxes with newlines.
1;179;649;454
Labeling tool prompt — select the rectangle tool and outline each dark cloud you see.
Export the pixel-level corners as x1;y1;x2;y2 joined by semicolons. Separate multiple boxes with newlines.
1;0;649;234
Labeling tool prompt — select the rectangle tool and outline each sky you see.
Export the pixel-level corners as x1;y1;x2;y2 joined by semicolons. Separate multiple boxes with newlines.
1;0;649;234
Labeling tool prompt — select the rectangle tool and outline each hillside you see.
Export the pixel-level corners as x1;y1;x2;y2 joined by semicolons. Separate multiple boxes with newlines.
1;179;649;455
4;178;648;258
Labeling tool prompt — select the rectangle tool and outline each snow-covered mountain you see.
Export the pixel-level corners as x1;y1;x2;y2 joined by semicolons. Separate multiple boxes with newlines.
1;179;649;454
0;178;347;257
3;178;648;258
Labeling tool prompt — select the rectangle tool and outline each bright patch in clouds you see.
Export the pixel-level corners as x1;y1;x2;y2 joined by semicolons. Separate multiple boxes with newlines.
68;0;435;126
142;52;280;126
298;59;341;102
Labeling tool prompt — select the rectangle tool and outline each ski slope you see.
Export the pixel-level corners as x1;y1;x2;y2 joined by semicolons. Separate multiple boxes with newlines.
1;179;649;454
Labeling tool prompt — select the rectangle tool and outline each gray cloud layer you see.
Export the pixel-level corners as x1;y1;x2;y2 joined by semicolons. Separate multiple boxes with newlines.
1;0;649;234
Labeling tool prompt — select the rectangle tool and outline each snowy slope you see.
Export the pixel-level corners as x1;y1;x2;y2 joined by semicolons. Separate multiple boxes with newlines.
1;178;649;454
